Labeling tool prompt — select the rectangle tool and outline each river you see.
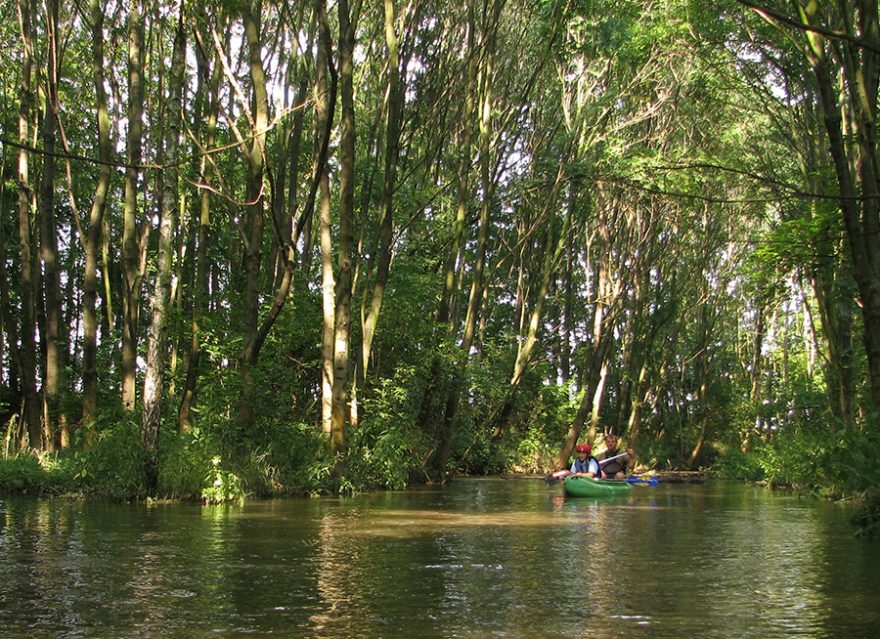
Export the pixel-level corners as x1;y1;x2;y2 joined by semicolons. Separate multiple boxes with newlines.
1;479;877;638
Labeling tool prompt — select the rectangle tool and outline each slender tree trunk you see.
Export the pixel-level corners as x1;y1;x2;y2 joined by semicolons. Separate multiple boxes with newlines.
509;169;567;389
178;21;220;432
316;0;336;439
360;0;402;385
38;0;62;450
100;213;114;331
436;46;474;335
238;7;334;430
559;183;576;384
327;0;356;454
238;0;270;431
0;161;20;411
319;181;334;435
423;6;477;480
16;0;42;449
490;168;568;437
789;96;856;430
122;0;146;411
82;0;112;443
558;328;614;469
812;265;855;428
799;1;880;419
558;215;620;468
626;361;649;464
460;17;497;357
739;298;765;451
689;322;711;468
142;11;186;489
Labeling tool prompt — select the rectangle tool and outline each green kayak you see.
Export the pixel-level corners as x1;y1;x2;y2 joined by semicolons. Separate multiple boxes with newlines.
563;475;632;498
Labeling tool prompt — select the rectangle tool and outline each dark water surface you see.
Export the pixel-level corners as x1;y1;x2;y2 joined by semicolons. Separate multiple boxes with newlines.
1;479;878;638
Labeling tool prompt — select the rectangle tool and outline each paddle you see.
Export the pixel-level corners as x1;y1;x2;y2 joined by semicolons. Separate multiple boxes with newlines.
598;451;628;466
624;475;660;487
544;469;572;484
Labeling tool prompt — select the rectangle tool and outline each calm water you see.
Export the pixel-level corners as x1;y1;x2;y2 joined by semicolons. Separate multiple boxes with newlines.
1;479;878;638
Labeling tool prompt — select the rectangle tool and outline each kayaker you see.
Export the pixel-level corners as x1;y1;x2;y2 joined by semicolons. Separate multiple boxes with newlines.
600;433;633;480
570;443;600;477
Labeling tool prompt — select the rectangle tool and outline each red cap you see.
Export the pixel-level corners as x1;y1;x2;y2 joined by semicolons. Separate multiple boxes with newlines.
576;444;591;453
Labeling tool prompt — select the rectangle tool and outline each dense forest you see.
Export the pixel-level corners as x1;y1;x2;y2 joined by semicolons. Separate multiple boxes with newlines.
1;0;879;502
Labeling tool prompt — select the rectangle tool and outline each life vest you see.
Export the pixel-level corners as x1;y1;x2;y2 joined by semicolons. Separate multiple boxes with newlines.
571;456;600;475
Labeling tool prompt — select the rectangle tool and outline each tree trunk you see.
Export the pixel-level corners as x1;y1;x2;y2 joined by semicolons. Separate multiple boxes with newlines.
625;361;649;464
327;0;356;455
558;205;622;468
559;183;576;384
558;331;614;469
247;8;334;375
179;16;223;432
0;160;21;414
15;0;42;449
82;0;112;443
490;166;568;437
799;1;880;419
122;0;146;411
38;0;62;450
360;0;403;382
238;0;270;431
424;4;477;480
460;20;496;357
689;281;716;468
142;11;185;489
316;0;336;440
743;299;766;451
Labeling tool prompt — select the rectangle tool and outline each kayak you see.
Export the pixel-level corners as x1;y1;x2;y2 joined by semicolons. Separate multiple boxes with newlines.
563;475;632;498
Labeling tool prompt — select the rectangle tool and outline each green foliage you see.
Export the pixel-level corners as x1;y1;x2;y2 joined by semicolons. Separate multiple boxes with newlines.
3;0;876;509
367;256;440;377
714;424;880;498
754;434;825;490
234;421;333;497
160;411;333;499
0;450;77;495
853;489;880;539
510;381;580;472
816;427;880;497
0;454;45;492
157;426;225;500
712;446;765;482
75;417;148;500
466;335;519;417
1;417;148;500
345;366;429;491
201;456;244;505
443;339;518;476
456;430;508;476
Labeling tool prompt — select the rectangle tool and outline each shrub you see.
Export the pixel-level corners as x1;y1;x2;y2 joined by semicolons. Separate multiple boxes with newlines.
157;426;222;500
75;417;148;499
345;367;426;491
711;446;765;481
201;456;244;504
0;452;52;494
853;489;880;539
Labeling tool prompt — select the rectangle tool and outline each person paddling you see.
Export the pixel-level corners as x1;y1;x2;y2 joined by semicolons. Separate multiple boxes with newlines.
570;443;600;478
599;433;632;480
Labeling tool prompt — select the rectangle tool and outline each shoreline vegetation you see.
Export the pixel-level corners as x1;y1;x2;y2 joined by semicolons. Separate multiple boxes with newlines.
2;445;878;538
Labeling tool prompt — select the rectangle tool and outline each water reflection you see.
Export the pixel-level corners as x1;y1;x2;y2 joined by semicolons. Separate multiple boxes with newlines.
1;481;879;638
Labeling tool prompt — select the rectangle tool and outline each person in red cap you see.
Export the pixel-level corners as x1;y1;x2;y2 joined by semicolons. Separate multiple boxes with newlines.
570;443;600;477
